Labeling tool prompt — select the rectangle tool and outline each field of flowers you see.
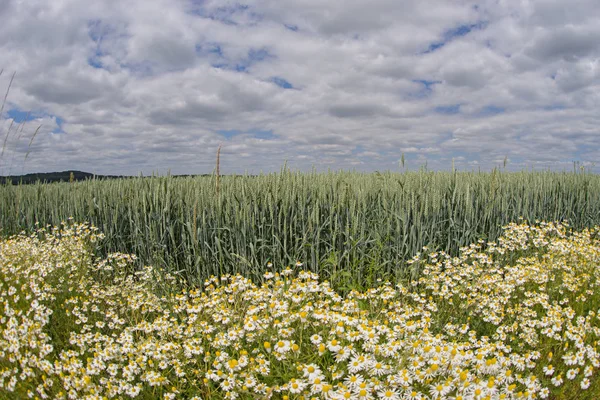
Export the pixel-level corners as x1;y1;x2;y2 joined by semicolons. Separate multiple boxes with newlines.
1;220;599;400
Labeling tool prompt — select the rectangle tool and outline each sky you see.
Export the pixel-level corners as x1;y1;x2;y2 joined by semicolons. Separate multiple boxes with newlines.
0;0;598;176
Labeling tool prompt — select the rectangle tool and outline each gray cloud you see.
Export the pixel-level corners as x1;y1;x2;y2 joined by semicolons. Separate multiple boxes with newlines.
554;61;600;93
0;0;598;176
328;103;389;119
26;77;104;105
526;26;600;62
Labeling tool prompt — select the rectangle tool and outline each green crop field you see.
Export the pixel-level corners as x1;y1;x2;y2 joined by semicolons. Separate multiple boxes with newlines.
0;169;599;288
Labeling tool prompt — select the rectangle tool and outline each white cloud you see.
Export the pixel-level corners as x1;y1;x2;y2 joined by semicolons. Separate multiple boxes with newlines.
0;0;598;175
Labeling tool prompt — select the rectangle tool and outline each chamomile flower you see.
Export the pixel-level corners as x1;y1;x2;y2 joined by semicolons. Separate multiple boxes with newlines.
566;368;579;380
581;377;591;390
378;388;400;400
310;334;323;345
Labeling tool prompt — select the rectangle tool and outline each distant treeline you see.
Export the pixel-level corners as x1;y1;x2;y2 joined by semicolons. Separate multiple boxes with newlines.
0;171;120;185
0;170;215;185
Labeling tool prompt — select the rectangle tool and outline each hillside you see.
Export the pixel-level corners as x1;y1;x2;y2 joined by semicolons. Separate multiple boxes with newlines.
0;170;123;184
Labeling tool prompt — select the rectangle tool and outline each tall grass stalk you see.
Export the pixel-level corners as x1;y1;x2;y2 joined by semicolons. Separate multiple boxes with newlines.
0;71;43;176
215;144;221;197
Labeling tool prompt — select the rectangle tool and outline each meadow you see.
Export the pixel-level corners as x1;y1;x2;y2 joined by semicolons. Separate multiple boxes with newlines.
0;170;599;288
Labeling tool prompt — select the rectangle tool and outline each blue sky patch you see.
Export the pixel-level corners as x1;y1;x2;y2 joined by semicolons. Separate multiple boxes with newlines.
7;109;65;133
478;105;505;116
188;6;239;25
352;145;365;155
52;116;65;134
214;47;274;72
427;42;445;53
188;3;263;26
86;19;116;70
250;129;275;140
408;80;442;99
248;48;271;63
424;21;487;53
88;48;105;69
543;104;566;111
88;58;103;69
87;19;104;42
218;129;275;140
435;104;461;114
120;61;155;77
271;77;293;89
212;63;229;70
217;129;239;139
196;43;224;57
447;24;477;38
284;24;298;31
7;109;37;122
234;64;248;72
413;79;442;90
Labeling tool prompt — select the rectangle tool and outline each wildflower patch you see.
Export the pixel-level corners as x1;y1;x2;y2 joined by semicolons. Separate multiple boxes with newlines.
1;221;599;399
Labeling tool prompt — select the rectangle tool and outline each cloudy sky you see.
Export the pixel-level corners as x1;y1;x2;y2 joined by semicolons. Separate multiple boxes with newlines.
0;0;598;175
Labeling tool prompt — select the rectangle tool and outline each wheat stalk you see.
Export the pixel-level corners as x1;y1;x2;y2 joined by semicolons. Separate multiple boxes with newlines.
215;144;222;196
